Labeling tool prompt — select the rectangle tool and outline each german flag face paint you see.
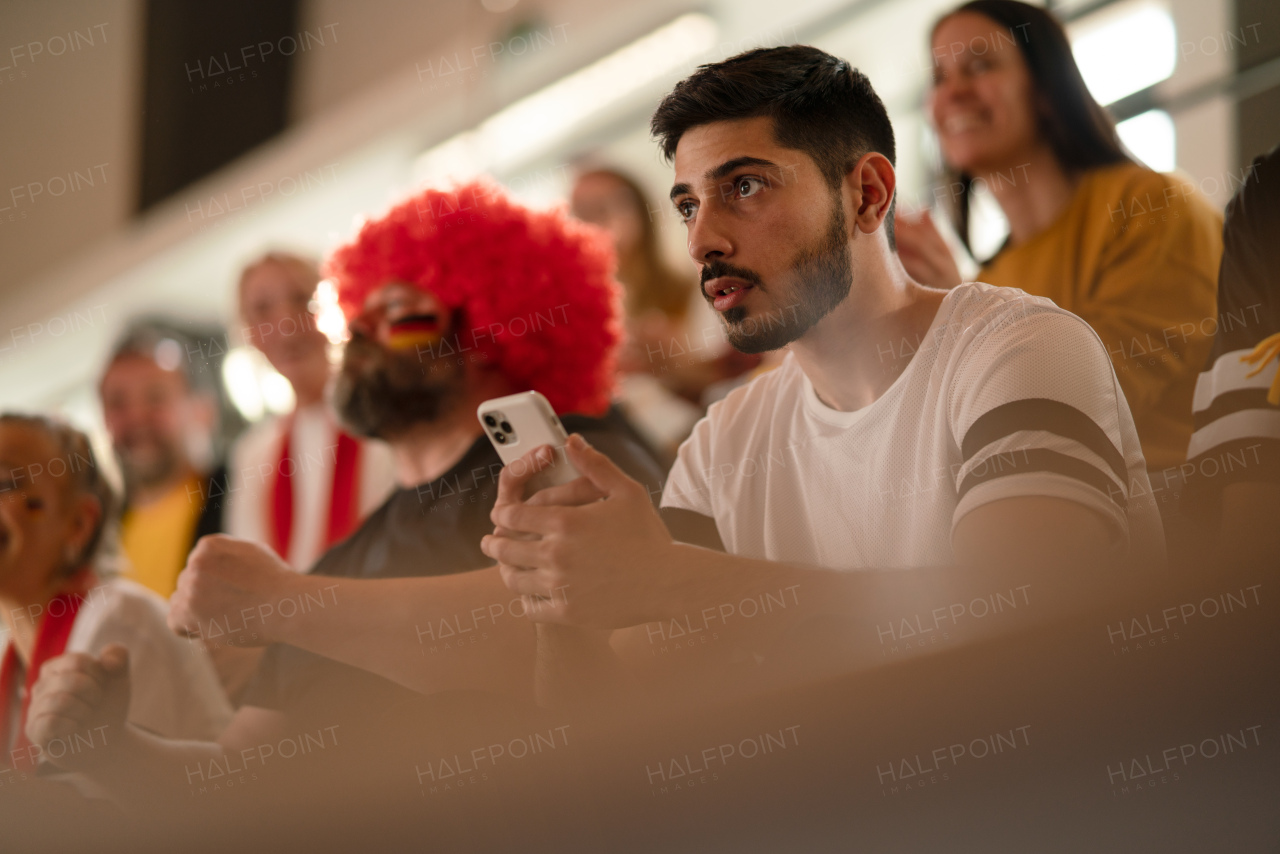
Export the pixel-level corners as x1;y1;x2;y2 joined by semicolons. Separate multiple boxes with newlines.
387;313;443;352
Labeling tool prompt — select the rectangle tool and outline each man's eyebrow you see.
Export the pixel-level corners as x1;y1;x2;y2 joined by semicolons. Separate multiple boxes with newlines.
708;156;777;183
669;156;781;203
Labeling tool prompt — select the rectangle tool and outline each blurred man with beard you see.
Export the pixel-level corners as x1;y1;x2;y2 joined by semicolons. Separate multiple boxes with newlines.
99;325;225;599
22;181;663;793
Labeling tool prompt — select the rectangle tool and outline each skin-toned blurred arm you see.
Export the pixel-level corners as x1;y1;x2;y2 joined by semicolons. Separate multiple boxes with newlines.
25;644;291;800
170;536;537;701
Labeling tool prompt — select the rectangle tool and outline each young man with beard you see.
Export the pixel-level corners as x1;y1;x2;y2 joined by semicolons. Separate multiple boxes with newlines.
480;46;1166;680
21;182;663;790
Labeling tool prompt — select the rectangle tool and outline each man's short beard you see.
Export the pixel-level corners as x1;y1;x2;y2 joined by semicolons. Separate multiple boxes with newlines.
723;197;852;354
117;442;181;494
333;333;462;440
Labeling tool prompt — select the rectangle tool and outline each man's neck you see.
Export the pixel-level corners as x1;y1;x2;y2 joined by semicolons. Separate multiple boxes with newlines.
979;145;1077;247
387;375;513;486
788;258;946;413
128;466;197;508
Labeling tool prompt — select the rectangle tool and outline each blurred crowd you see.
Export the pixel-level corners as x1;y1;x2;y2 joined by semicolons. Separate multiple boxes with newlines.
0;0;1276;838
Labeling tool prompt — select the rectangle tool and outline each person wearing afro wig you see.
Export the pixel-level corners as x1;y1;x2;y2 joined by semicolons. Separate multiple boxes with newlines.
23;181;665;790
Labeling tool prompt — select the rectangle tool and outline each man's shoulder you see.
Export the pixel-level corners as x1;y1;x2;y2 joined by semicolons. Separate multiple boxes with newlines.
943;282;1083;338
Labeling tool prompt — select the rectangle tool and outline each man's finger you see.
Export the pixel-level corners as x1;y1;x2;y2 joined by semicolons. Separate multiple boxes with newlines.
495;444;556;506
25;711;84;744
99;644;129;677
480;533;545;569
31;689;99;727
525;476;605;508
498;566;557;598
490;501;566;536
563;434;636;496
38;653;108;688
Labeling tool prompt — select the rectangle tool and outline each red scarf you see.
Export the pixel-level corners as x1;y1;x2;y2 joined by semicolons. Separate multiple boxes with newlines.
1;592;85;769
270;420;361;561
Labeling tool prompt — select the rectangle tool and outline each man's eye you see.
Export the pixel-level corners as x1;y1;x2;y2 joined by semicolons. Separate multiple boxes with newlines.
967;57;991;74
735;176;765;199
676;200;697;223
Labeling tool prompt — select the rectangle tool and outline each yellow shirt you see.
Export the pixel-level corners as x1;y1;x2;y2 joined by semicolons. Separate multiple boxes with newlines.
980;161;1222;470
120;475;203;598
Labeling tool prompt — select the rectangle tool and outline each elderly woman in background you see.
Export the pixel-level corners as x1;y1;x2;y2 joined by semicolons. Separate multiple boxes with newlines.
897;0;1222;488
0;413;230;778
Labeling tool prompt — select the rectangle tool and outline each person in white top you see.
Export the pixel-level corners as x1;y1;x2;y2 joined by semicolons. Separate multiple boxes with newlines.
227;253;395;573
480;46;1164;687
1;414;230;783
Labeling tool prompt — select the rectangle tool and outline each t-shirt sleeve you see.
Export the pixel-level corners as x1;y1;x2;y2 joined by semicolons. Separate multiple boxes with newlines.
1185;145;1280;490
947;302;1141;548
658;413;716;519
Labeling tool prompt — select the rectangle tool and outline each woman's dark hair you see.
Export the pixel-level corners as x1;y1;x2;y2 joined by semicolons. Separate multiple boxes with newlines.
651;45;898;249
934;0;1131;253
0;412;118;575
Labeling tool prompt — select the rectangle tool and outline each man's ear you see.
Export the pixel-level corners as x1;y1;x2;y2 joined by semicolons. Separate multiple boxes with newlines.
846;151;897;240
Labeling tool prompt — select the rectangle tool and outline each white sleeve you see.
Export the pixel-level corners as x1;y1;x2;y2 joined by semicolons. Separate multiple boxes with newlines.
947;305;1142;549
659;413;716;519
224;419;278;546
73;581;233;742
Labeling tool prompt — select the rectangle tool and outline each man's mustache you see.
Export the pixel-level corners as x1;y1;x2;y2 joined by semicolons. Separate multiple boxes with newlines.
700;260;765;289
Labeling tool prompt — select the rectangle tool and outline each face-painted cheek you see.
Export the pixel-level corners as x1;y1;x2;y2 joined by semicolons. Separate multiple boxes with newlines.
387;314;444;352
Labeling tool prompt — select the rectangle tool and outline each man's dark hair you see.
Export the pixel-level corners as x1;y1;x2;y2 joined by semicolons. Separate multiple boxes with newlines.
651;45;897;248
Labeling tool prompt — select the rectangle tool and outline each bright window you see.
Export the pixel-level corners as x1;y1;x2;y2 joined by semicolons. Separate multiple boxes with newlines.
1117;109;1176;172
1071;1;1176;105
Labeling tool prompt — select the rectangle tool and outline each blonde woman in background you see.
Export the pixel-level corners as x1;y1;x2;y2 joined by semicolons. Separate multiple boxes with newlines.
571;169;760;462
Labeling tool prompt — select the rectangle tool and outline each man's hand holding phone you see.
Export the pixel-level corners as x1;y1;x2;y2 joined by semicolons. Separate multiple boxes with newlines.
482;434;680;629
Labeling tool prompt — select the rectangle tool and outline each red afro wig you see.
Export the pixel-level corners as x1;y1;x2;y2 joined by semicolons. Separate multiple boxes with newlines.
325;180;621;415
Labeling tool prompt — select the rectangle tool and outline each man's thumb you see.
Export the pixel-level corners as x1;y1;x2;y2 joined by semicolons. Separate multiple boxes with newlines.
99;643;130;679
564;434;632;496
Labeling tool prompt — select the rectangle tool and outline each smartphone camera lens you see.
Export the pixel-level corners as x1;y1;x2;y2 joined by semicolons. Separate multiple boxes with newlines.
500;421;513;433
493;432;506;444
483;414;497;427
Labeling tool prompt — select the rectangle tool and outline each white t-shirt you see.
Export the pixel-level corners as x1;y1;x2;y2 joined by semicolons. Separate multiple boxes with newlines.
225;404;396;571
1;578;232;749
661;283;1165;568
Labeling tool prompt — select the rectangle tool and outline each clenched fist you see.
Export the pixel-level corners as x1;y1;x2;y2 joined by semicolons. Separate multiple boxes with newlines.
169;534;298;647
25;644;131;770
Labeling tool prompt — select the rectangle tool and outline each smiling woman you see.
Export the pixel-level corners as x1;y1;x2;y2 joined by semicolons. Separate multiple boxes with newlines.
897;0;1223;477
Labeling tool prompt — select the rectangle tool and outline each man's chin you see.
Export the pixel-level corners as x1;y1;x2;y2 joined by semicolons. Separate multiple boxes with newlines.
722;309;798;354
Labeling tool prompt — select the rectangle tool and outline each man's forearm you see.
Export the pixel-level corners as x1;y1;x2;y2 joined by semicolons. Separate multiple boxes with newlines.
258;568;537;699
641;541;1120;663
52;723;224;803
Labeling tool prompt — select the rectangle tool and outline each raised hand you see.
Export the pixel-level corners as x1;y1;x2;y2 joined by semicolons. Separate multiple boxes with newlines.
895;208;963;289
25;644;131;770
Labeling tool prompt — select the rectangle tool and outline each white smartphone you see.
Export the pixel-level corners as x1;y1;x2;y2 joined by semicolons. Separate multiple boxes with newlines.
477;391;580;496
